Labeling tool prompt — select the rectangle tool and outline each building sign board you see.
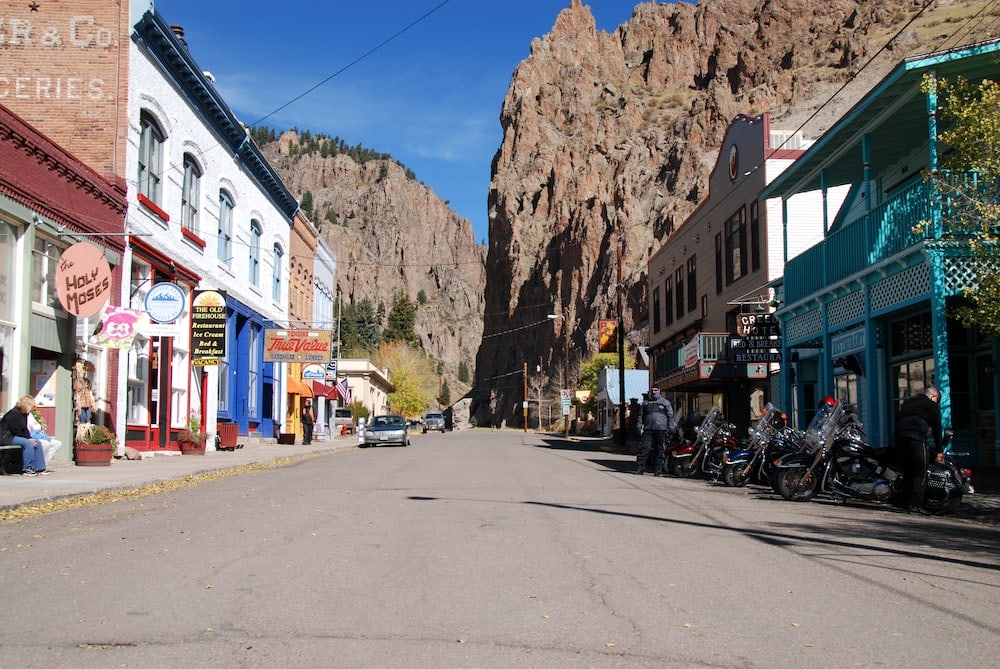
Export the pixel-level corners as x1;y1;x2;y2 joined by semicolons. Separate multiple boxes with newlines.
736;312;781;337
191;290;227;365
263;329;332;363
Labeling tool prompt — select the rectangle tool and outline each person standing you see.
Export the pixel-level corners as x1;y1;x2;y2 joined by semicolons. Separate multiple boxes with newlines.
0;396;50;476
635;386;674;475
893;386;943;513
301;400;315;445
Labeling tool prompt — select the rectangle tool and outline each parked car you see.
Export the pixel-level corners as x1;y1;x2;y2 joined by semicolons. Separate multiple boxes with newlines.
332;408;355;435
361;414;410;447
422;411;446;433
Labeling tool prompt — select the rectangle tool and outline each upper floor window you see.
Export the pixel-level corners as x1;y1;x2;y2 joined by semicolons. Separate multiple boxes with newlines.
714;233;723;295
725;206;747;285
652;286;661;334
249;219;262;287
664;277;673;327
138;112;164;204
272;243;283;302
675;267;684;321
31;235;62;311
750;200;761;272
686;255;697;313
218;190;234;265
181;154;202;234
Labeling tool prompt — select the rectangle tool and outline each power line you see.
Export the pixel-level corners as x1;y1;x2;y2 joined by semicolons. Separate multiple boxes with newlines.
249;1;452;129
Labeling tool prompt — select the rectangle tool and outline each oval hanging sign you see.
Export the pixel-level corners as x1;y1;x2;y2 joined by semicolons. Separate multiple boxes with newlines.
55;242;112;318
145;282;186;323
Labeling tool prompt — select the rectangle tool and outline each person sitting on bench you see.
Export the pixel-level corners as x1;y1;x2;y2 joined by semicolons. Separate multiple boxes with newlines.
0;396;50;476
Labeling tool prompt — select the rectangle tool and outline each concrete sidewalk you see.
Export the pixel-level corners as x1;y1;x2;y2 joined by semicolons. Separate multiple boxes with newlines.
0;434;359;513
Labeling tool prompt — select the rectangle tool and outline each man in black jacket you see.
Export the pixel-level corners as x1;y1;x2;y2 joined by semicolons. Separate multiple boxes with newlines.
635;386;674;475
893;386;943;513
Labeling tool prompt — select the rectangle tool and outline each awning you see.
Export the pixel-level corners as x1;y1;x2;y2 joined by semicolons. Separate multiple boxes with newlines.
287;376;313;397
311;380;339;399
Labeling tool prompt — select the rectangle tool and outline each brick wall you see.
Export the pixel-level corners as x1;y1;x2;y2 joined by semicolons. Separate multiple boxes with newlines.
1;0;131;178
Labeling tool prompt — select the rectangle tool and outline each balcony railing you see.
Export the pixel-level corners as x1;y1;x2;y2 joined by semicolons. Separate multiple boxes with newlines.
783;177;981;304
656;333;731;377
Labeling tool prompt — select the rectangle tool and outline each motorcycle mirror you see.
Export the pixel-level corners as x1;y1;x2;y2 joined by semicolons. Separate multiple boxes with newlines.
943;428;954;445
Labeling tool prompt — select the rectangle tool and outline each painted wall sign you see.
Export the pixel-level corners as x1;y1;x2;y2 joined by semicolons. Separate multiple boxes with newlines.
144;282;186;323
55;242;112;318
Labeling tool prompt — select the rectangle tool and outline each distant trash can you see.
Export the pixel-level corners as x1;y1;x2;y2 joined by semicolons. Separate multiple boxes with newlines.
218;422;239;449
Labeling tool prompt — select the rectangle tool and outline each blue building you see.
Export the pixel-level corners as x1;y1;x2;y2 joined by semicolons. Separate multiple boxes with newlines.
762;39;1000;466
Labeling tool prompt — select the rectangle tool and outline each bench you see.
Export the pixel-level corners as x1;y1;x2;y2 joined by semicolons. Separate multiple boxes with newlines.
0;444;23;475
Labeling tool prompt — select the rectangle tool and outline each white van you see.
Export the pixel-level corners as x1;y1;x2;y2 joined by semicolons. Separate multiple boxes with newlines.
332;408;355;435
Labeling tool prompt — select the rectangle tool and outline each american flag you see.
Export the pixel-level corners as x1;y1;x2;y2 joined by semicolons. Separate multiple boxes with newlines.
334;378;351;404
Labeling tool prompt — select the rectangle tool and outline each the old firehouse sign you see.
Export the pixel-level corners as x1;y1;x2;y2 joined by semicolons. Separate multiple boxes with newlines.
263;329;332;363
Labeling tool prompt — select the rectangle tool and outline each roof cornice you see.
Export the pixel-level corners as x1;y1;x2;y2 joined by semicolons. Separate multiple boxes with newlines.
132;11;299;220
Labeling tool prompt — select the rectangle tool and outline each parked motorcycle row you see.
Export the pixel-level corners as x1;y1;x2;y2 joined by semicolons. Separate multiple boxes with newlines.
652;398;974;516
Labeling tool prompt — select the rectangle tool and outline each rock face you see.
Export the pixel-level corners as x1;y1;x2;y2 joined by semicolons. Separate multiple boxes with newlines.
261;132;486;399
474;0;988;426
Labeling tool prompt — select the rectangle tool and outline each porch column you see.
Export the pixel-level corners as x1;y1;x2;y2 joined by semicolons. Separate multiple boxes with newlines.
925;73;952;430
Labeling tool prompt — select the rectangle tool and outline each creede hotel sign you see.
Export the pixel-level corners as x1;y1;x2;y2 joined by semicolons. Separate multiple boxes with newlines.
263;330;332;364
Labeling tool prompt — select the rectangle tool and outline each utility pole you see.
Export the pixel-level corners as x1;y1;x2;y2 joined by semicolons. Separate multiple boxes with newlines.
617;240;626;448
522;362;528;432
563;330;570;438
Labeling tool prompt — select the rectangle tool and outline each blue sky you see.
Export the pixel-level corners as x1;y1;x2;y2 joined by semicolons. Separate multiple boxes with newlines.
153;1;661;244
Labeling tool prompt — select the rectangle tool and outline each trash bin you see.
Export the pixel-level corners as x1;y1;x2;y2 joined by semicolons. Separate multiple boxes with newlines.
218;422;239;449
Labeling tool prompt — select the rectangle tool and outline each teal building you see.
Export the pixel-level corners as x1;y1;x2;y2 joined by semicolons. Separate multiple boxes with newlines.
762;39;1000;466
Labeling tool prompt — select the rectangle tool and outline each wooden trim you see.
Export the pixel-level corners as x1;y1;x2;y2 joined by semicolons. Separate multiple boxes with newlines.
137;192;170;222
181;226;206;248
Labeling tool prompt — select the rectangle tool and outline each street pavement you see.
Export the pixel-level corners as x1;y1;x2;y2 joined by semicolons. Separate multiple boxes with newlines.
0;430;997;525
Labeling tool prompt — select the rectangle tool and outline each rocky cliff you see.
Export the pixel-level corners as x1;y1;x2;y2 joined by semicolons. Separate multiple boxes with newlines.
260;132;486;399
474;0;989;426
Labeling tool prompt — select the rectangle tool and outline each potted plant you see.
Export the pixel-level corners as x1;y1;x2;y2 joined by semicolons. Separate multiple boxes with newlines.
74;422;117;467
178;415;208;455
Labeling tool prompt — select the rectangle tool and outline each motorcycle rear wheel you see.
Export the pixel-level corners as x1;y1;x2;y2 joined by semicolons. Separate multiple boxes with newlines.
775;467;819;502
722;463;751;487
922;491;962;515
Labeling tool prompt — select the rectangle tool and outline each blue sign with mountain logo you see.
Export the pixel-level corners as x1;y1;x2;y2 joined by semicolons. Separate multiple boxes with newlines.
144;282;186;323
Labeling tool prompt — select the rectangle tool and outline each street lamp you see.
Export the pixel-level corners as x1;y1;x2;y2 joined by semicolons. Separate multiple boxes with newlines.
547;314;571;438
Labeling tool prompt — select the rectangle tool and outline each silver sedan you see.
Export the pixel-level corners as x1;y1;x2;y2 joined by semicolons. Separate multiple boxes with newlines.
360;414;410;447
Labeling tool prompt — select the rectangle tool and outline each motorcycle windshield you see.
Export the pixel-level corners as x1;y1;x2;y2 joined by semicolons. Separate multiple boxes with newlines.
803;401;844;453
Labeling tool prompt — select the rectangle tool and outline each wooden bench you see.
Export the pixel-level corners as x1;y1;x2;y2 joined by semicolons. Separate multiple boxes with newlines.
0;444;23;475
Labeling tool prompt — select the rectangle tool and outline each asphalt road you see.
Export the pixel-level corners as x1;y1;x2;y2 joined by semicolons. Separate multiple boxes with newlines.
0;430;997;668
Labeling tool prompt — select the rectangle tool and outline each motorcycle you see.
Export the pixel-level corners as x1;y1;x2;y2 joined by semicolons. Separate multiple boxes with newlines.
772;397;973;514
720;404;800;487
668;406;737;479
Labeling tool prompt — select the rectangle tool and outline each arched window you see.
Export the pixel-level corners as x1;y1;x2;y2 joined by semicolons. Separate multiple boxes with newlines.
249;219;262;286
272;243;283;302
181;154;202;233
218;190;234;265
138;112;165;203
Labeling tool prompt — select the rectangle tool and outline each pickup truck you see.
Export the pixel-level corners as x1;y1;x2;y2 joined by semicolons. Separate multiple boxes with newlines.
422;411;446;433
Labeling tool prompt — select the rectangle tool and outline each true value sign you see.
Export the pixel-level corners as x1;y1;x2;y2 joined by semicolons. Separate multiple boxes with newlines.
263;329;332;363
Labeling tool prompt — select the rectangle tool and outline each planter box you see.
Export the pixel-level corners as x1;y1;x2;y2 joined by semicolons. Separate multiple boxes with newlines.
277;432;296;445
75;442;113;466
179;440;206;455
218;422;239;449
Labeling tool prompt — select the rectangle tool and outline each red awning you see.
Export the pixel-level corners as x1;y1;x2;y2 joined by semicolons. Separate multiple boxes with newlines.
311;381;339;399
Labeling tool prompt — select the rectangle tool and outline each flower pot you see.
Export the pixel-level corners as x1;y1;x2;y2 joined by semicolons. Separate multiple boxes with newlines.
218;422;239;449
75;442;113;466
178;439;206;455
